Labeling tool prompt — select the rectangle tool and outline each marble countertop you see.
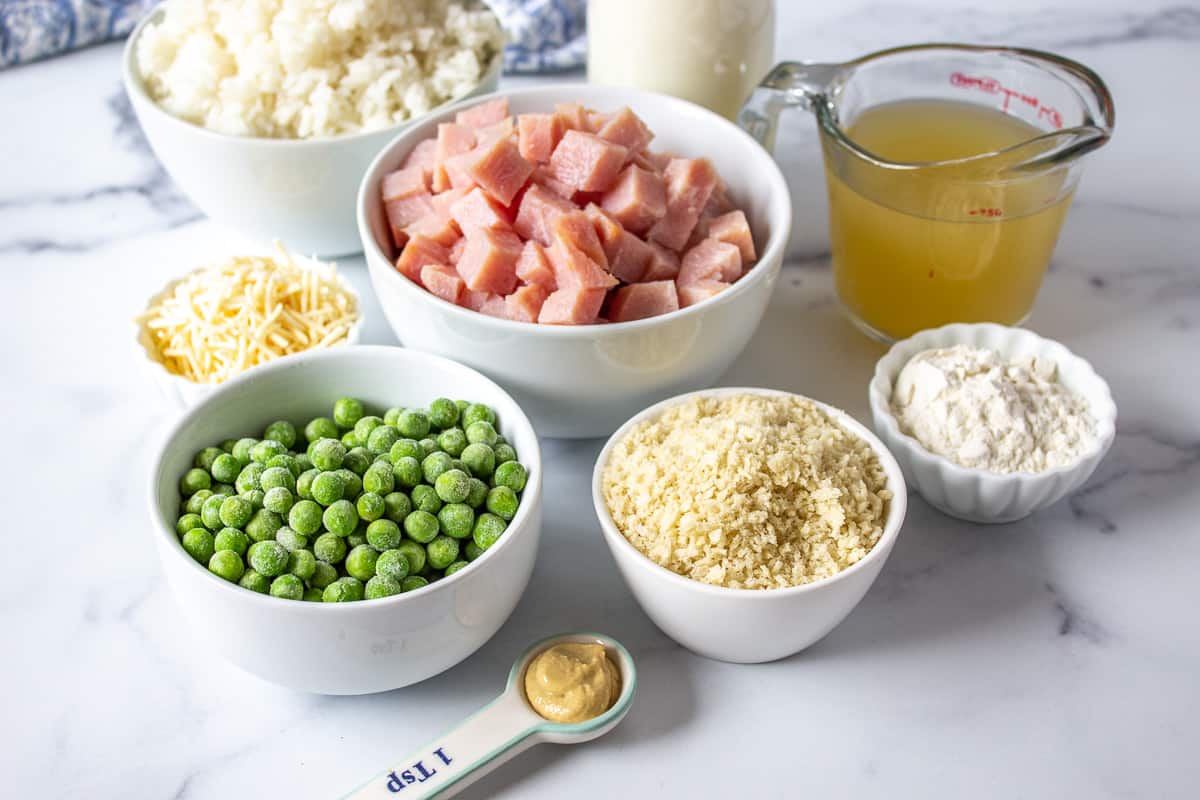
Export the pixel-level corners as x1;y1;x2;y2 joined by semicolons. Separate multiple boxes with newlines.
4;2;1198;797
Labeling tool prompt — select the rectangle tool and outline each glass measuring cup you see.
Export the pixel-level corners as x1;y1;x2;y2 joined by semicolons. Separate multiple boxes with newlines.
738;44;1115;342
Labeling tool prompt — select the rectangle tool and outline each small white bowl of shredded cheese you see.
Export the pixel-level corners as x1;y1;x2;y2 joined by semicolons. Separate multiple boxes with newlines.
869;323;1117;524
135;244;364;409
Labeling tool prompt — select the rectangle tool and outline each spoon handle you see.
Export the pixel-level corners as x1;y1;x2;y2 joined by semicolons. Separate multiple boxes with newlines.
344;691;540;800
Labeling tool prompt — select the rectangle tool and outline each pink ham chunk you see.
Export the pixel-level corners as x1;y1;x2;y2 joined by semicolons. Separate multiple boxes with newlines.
460;289;490;312
538;286;607;324
382;166;429;203
386;193;436;247
448;237;467;265
396;235;451;283
514;183;576;246
456;228;524;295
517;114;565;164
677;278;730;308
605;230;654;284
706;209;756;264
465;135;534;206
515;241;555;290
442;151;480;191
555;102;588;131
400;138;438;180
404;209;460;248
679;238;742;285
449;187;511;235
583;203;623;251
506;284;550;322
456;98;510;129
643;241;681;281
548;131;629;193
545;240;618;290
600;165;666;235
419;263;465;305
647;158;719;251
433;123;477;192
531;166;574;200
596;107;653;154
476;117;516;147
551;211;608;268
608;280;680;322
478;294;510;319
585;110;612;133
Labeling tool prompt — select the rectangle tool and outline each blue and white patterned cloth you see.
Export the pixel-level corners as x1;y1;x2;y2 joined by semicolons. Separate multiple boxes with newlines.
0;0;587;72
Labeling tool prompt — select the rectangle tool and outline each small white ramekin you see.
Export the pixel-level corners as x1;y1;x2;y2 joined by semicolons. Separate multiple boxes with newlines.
869;323;1117;524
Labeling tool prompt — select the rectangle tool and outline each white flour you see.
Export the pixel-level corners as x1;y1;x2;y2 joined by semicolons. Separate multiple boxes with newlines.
892;344;1096;474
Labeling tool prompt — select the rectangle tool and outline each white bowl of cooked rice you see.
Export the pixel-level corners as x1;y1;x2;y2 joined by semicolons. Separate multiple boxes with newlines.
122;0;504;256
592;388;907;663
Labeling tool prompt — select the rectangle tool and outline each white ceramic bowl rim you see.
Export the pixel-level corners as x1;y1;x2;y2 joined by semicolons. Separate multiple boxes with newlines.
591;387;908;599
357;83;792;337
870;322;1118;480
148;344;543;612
122;2;504;147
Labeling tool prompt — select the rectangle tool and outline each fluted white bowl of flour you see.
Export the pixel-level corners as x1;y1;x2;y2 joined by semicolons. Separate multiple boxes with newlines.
869;323;1117;524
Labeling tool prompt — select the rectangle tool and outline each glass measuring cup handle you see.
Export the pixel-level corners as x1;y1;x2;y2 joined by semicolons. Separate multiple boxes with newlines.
737;61;841;152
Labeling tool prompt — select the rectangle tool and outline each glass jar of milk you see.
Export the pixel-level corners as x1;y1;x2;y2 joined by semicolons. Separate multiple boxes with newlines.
587;0;776;120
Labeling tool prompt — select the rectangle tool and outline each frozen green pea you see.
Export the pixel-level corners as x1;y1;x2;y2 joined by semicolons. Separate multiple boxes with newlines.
365;575;403;599
493;443;517;465
209;550;244;582
337;469;362;498
251;439;286;465
389;439;422;463
211;483;235;497
357;491;385;522
434;469;470;504
323;499;359;537
341;430;361;448
375;549;410;581
303;587;324;602
392;456;423;489
493;461;528;493
220;438;238;453
214;527;249;556
464;478;488;509
310;560;338;589
347;532;368;549
472;513;507;551
437;427;468;457
195;447;224;472
219;495;253;529
263;486;294;515
235;462;264;494
343;446;372;476
267;453;301;478
263;420;297;449
184;489;213;515
397;409;431;439
323;577;364;602
354;414;383;440
275;527;307;552
333;397;365;429
444;560;469;576
311;471;344;506
181;528;215;564
201;495;225;530
460;443;495;479
210;453;241;484
232;437;257;466
438;503;475;540
287;549;317;581
418;438;439;458
176;513;205;536
428;397;459;430
270;573;304;600
454;399;471;413
179;468;211;496
363;462;395;495
426;535;459;570
401;576;429;593
345;545;379;581
464;541;483;561
247;540;288;577
305;417;338;444
486;486;519;521
395;540;427;574
422;451;454;484
465;421;499;447
383;407;404;426
240;489;264;511
367;424;400;456
366;519;402;550
294;453;313;472
239;569;270;593
383;491;412;523
288;499;323;536
411;484;443;514
245;509;282;543
449;459;472;477
311;438;346;471
462;403;496;429
404;510;440;544
260;466;295;493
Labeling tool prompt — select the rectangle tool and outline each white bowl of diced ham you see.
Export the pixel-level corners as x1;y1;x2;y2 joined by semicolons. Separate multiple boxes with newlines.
358;85;791;438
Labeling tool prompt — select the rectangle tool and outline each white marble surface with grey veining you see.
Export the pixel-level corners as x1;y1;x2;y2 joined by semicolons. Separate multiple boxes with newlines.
2;2;1198;797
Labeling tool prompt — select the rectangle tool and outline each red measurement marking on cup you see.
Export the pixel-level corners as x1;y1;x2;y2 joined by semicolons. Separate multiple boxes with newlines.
968;207;1004;218
950;72;1063;129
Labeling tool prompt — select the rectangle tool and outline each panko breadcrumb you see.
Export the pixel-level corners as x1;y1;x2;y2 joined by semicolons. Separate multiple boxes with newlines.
601;394;892;590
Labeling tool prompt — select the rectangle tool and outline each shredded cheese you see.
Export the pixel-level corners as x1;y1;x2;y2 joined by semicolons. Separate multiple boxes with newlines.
137;244;359;384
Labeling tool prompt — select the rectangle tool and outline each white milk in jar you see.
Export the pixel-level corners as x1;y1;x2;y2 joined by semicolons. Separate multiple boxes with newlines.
587;0;775;120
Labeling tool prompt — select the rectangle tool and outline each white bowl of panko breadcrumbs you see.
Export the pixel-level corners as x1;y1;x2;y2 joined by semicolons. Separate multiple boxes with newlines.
593;388;907;663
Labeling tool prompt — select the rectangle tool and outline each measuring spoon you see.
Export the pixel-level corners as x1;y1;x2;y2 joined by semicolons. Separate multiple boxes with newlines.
344;632;637;799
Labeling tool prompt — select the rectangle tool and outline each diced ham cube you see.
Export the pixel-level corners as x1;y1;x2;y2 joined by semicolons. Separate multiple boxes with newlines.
583;203;623;251
705;180;734;217
442;152;479;191
679;238;742;285
630;150;660;174
381;166;429;203
646;151;675;171
600;165;666;235
506;284;550;322
514;183;576;246
476;117;516;147
459;289;490;311
596;107;654;154
545;241;618;290
605;230;654;284
465;135;534;206
386;193;435;229
404;209;460;248
515;241;555;290
643;241;681;281
479;294;510;319
647;158;719;251
517;113;565;164
456;228;524;295
548;130;628;193
538;286;608;324
449;187;511;235
585;110;612;133
608;280;680;322
551;211;608;268
706;209;757;264
530;166;574;199
433;123;477;192
448;237;467;265
431;186;471;215
677;278;731;308
456;98;510;129
555;102;588;131
419;263;465;305
395;235;451;283
400;138;438;181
